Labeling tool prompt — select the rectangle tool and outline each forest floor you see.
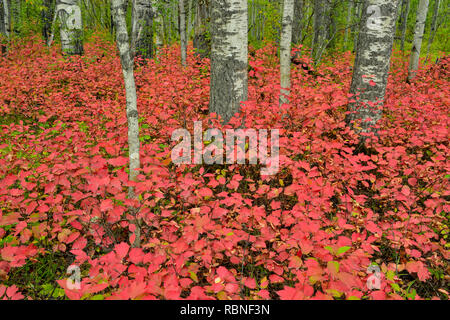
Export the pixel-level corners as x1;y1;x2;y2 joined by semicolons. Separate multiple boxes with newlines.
0;36;448;300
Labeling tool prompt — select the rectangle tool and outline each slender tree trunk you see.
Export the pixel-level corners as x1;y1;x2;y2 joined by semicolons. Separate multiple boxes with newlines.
193;0;210;58
2;0;10;39
42;0;54;43
408;0;430;80
131;0;153;60
56;0;84;55
292;0;303;44
187;0;193;40
400;0;410;51
426;0;440;61
179;0;187;66
0;0;7;55
111;0;141;248
347;0;400;139
353;1;362;53
280;0;294;106
210;0;248;124
344;0;353;48
312;0;330;63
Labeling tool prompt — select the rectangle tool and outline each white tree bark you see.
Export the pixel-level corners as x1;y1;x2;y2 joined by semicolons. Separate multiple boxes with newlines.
210;0;248;123
179;0;187;66
408;0;429;80
280;0;294;106
2;0;10;38
111;0;141;248
56;0;84;55
347;0;400;138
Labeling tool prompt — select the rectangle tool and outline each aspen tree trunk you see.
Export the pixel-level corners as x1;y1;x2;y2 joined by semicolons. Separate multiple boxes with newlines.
2;0;10;39
193;0;210;58
42;0;54;43
353;1;362;53
0;0;7;55
426;0;440;60
280;0;294;106
153;3;163;54
408;0;429;80
312;0;330;63
210;0;248;124
347;0;400;138
57;0;84;55
131;0;153;60
179;0;187;66
187;0;193;40
292;0;303;44
344;0;353;47
111;0;141;248
400;0;410;51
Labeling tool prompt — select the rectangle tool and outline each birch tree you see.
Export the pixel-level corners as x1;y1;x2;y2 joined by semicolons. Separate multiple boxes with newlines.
280;0;294;106
347;0;400;138
56;0;84;55
42;0;54;43
209;0;247;123
408;0;429;81
0;0;8;54
426;0;441;60
187;0;193;39
179;0;187;66
131;0;154;60
400;0;410;52
292;0;303;44
2;0;10;39
111;0;141;248
311;0;330;63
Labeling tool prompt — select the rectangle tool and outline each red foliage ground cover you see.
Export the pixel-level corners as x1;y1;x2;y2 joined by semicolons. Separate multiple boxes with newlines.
0;36;448;300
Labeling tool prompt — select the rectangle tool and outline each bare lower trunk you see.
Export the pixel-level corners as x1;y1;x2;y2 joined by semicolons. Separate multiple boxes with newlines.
210;0;248;124
187;0;193;39
312;0;330;63
0;0;7;54
193;0;210;58
41;0;54;43
179;0;187;66
57;0;84;55
280;0;294;106
111;0;141;248
292;0;303;44
347;0;400;139
408;0;429;80
131;0;153;60
2;0;10;38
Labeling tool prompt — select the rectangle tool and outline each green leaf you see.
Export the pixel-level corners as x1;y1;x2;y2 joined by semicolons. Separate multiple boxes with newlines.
337;246;351;255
